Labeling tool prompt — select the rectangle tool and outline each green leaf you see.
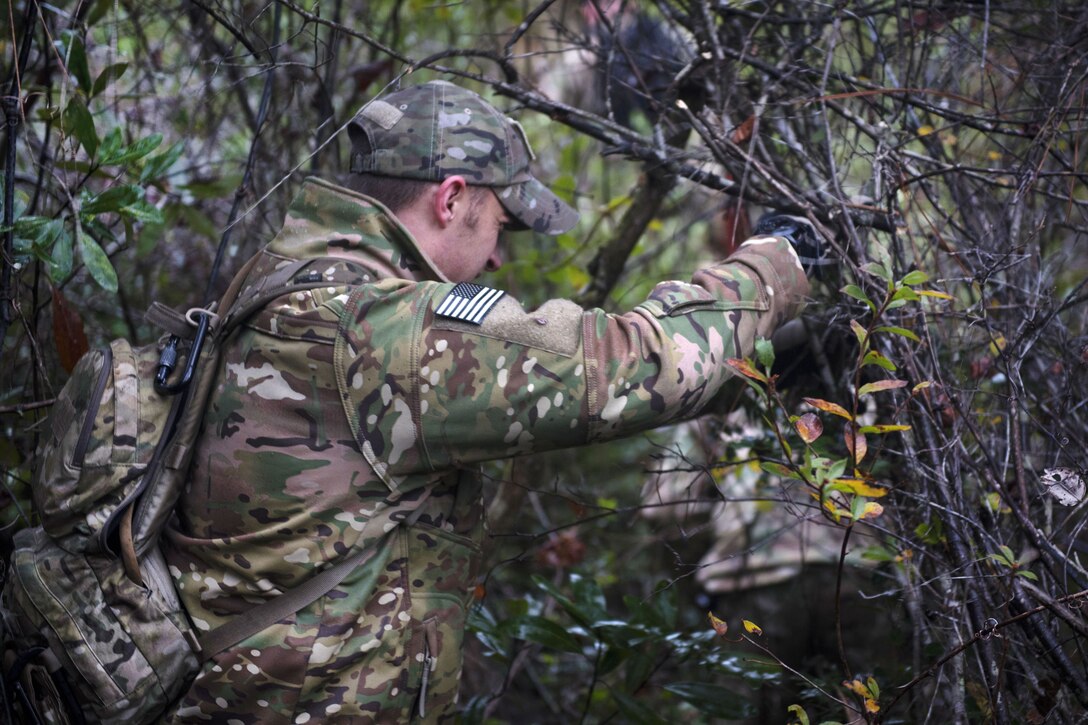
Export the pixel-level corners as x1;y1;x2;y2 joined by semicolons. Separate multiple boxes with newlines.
613;692;668;724
98;127;124;163
91;62;129;98
849;319;868;346
874;325;921;342
103;133;163;166
49;224;75;282
663;682;755;718
82;185;142;215
862;350;897;371
900;270;929;286
511;615;582;653
889;286;920;305
121;200;164;224
842;284;875;311
58;32;92;93
863;262;891;283
63;98;98;157
755;337;775;371
76;228;118;292
140;141;185;184
761;461;801;480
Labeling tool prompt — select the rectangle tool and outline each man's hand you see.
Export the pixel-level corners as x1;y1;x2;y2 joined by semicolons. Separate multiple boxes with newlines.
753;213;835;278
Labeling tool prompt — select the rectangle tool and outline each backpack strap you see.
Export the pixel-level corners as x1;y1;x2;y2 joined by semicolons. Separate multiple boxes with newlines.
196;487;433;662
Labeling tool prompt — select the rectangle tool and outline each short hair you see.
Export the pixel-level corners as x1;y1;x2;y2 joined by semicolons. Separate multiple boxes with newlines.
336;172;433;213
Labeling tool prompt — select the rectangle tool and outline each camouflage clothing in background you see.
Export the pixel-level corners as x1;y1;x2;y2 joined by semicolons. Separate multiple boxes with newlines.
163;176;809;722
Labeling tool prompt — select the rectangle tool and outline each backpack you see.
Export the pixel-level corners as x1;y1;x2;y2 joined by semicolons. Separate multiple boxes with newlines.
0;254;377;724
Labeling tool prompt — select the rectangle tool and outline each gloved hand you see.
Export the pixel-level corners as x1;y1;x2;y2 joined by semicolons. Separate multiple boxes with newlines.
752;213;835;278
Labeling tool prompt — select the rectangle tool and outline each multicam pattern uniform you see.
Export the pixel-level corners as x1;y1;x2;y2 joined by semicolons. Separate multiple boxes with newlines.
163;177;810;723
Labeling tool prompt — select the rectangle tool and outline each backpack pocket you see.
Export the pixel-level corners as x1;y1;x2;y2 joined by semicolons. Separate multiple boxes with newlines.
4;526;199;724
35;340;174;553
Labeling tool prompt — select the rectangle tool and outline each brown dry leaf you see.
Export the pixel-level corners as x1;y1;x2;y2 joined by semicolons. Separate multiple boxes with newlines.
52;288;89;373
731;115;756;144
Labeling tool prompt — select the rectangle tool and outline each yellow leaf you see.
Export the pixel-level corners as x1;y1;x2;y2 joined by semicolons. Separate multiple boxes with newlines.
833;478;889;497
865;697;881;713
987;150;1002;161
989;334;1007;355
917;124;935;136
862;502;885;519
707;611;728;637
844;679;868;697
917;290;953;300
743;619;763;636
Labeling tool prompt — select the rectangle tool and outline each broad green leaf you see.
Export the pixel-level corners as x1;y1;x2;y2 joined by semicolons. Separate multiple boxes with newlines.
63;98;98;157
612;692;668;725
511;615;582;653
82;185;142;215
58;32;92;93
121;200;164;224
97;127;124;164
891;286;920;303
863;261;891;283
140;141;185;184
862;350;897;371
91;62;129;98
875;325;921;342
841;284;875;311
49;225;75;282
103;133;163;166
663;682;755;718
76;228;118;292
900;270;929;286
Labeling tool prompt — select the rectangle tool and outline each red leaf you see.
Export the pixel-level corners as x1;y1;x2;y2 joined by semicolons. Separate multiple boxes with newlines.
844;424;868;463
52;289;89;373
795;412;823;443
803;397;852;419
726;358;768;383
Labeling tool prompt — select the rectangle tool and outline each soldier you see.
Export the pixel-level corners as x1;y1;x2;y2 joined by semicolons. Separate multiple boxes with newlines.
163;79;818;722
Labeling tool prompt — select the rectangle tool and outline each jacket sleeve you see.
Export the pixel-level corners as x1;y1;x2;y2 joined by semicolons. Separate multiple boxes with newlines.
335;236;809;476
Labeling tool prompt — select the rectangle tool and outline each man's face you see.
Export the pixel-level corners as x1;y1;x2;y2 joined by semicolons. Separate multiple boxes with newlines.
441;188;511;282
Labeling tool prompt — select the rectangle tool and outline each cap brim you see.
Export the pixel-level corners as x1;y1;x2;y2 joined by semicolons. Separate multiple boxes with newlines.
495;177;579;236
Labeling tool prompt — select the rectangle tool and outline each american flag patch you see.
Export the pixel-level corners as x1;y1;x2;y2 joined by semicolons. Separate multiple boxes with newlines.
434;282;505;325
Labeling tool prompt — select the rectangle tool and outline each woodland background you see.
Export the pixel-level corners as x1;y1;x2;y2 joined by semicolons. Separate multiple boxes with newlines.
3;1;1088;723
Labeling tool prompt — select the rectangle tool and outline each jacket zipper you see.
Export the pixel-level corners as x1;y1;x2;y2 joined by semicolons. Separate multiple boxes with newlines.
418;618;439;719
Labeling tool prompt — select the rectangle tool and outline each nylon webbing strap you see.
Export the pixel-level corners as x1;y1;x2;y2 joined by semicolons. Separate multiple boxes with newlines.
196;489;432;662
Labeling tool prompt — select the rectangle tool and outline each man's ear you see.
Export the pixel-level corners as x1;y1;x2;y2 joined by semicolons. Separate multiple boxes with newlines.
433;175;469;228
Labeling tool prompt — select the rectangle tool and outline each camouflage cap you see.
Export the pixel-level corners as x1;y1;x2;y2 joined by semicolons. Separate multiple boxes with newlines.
348;80;579;235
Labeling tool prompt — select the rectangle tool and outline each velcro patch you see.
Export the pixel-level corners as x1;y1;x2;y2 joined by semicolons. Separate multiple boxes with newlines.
360;100;403;130
434;283;505;325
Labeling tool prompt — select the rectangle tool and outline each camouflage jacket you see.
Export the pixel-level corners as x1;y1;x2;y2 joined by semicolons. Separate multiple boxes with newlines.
163;177;810;723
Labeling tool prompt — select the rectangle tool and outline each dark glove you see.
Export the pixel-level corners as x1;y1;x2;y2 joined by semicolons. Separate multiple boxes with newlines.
752;213;835;278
